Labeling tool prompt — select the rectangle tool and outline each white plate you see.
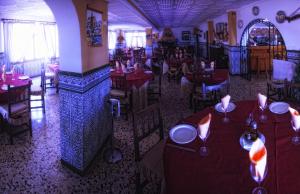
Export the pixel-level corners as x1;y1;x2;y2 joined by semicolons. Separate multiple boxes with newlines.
110;69;115;72
1;84;14;90
169;124;197;144
5;71;12;75
269;102;289;114
214;102;236;113
144;71;152;74
18;75;29;80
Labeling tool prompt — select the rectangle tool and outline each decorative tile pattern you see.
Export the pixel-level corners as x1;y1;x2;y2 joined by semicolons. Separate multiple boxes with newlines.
59;65;112;171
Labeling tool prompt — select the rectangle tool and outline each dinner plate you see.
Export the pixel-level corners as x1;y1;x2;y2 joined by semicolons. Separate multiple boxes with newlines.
18;75;30;80
239;132;266;151
5;71;12;75
144;71;152;74
214;102;236;113
169;124;197;144
1;84;14;90
110;69;115;72
269;102;289;114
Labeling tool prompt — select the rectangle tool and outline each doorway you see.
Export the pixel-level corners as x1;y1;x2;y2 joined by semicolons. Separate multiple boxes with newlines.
240;19;287;80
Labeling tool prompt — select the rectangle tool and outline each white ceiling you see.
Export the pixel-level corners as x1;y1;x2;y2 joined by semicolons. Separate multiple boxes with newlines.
0;0;55;22
108;0;152;30
131;0;260;28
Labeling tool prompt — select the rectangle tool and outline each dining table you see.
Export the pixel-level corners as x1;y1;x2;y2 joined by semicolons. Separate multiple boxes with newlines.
164;100;300;194
0;73;32;103
110;68;153;111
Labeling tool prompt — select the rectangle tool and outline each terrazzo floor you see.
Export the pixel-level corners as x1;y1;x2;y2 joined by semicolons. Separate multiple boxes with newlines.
0;75;267;193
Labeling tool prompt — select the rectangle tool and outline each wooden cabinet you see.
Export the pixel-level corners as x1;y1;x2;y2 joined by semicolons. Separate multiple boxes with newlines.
250;45;286;72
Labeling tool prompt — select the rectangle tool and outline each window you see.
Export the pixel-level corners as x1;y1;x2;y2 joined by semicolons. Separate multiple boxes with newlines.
125;31;146;48
108;30;117;50
2;21;59;63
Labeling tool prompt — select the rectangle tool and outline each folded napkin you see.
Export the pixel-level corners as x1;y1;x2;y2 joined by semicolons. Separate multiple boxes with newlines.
134;63;138;70
249;138;267;179
289;107;300;129
201;61;205;69
115;61;120;69
126;60;131;66
257;93;267;108
198;113;212;140
210;61;215;69
221;95;231;110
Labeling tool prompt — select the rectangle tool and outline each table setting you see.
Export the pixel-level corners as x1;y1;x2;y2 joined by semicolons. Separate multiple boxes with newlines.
164;92;300;194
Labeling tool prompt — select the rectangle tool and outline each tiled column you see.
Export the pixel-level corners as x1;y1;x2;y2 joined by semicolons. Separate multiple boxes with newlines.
59;65;112;173
225;45;241;74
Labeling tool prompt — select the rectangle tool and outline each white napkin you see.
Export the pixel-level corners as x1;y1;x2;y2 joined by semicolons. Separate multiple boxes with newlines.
198;113;212;140
249;138;267;179
121;63;126;72
134;63;138;70
210;61;215;69
257;93;267;108
201;61;205;69
289;107;300;129
126;60;131;66
221;95;231;110
115;61;120;69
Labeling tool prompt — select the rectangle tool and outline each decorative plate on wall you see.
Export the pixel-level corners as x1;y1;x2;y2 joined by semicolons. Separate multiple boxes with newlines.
276;11;286;23
252;6;260;16
238;19;244;29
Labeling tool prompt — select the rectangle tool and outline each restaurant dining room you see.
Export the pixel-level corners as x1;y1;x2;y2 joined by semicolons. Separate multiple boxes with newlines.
1;0;300;193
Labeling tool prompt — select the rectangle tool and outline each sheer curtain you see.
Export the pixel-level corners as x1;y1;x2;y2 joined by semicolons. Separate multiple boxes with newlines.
3;21;59;63
125;31;146;48
108;30;117;50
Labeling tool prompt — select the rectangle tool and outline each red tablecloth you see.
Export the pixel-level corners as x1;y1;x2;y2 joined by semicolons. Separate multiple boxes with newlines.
111;69;153;89
186;69;229;85
164;100;300;194
0;74;32;103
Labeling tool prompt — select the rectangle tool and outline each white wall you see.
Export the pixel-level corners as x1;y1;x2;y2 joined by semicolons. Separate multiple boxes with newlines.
199;0;300;50
45;0;82;73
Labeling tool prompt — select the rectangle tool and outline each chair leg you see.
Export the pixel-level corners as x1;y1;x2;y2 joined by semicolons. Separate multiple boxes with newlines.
42;95;46;114
135;172;142;194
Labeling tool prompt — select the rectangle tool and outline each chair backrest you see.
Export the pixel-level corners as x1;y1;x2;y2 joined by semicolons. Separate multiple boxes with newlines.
132;103;164;162
111;74;127;91
13;63;25;74
273;59;296;81
7;83;31;116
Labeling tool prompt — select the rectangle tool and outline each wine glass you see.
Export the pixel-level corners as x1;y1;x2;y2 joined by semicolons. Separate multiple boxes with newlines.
11;65;15;80
259;101;267;123
221;104;230;123
250;162;268;194
199;128;210;156
291;120;300;145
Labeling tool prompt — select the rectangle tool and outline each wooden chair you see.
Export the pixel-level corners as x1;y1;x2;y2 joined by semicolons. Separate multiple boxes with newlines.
148;61;163;103
190;73;214;112
30;83;45;113
110;74;131;120
41;63;57;93
132;103;165;194
0;84;32;144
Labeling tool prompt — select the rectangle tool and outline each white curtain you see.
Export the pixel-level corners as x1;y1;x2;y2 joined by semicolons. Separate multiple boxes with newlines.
125;31;146;48
108;30;117;50
3;22;59;63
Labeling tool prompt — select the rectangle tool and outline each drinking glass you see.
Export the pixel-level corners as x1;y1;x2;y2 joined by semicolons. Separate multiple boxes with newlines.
199;129;210;156
222;104;230;123
259;102;267;122
250;163;268;194
291;120;300;145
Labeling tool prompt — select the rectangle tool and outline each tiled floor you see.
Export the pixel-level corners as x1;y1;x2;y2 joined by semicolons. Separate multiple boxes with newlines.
0;75;267;193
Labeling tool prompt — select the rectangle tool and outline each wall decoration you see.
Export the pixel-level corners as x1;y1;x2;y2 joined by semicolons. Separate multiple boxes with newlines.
182;31;191;41
252;6;260;16
86;7;103;46
276;7;300;23
215;22;228;41
238;19;244;29
276;11;286;23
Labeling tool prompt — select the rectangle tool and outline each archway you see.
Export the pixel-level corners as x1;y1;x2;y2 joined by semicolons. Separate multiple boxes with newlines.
240;19;287;80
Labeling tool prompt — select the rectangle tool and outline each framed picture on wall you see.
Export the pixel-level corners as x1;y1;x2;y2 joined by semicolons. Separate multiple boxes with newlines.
182;31;191;41
86;7;103;46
